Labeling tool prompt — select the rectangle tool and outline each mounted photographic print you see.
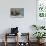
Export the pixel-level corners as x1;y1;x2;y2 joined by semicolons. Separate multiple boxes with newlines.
37;0;46;18
10;8;24;18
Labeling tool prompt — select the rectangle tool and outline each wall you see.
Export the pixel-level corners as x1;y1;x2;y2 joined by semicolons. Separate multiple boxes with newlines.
0;0;36;42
